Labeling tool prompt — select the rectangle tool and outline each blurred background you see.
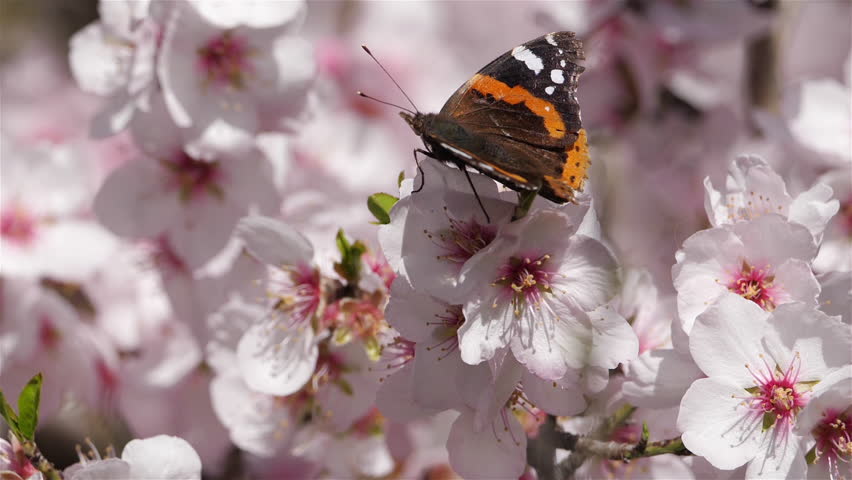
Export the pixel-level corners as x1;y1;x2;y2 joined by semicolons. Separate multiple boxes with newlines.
1;0;849;478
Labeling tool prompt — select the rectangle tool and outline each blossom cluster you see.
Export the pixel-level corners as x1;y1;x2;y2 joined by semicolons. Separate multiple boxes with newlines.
1;1;850;479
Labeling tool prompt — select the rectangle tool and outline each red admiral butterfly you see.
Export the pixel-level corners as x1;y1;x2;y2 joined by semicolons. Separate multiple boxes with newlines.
363;32;589;212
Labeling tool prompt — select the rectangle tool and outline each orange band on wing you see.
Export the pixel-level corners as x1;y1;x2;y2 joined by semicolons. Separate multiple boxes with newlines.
561;128;590;190
470;74;566;139
543;128;590;202
487;162;529;183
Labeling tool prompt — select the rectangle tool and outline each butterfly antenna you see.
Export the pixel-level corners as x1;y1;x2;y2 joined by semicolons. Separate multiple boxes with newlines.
356;91;416;115
361;45;420;113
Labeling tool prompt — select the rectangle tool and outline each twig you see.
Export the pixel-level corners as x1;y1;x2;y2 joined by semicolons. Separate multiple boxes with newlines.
20;438;63;480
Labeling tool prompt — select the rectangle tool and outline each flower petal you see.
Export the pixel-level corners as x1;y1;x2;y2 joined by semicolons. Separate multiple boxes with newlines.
762;303;852;381
122;435;202;480
236;215;314;267
623;348;704;408
556;235;619;311
678;377;761;470
93;159;181;238
522;370;586;416
447;408;527;480
237;323;317;396
689;294;769;382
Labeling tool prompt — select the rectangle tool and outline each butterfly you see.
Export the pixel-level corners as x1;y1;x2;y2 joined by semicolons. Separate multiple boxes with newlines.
400;32;589;208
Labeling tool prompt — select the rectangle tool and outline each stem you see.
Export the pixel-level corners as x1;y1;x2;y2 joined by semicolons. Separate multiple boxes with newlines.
21;439;63;480
554;404;694;478
512;190;538;221
556;404;636;478
561;435;690;462
527;415;559;480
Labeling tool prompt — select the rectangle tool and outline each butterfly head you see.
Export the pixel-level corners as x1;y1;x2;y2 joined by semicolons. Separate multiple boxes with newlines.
400;111;434;137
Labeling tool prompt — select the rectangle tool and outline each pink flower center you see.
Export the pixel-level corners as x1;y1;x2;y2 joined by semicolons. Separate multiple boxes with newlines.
493;254;556;316
270;264;322;329
740;353;809;433
197;31;252;89
427;215;496;266
425;304;464;359
162;151;222;202
811;408;852;476
381;336;415;372
351;407;385;436
151;236;188;273
1;205;38;246
727;260;778;310
96;359;119;393
38;315;61;351
327;298;384;340
311;347;346;394
4;439;39;478
365;253;396;290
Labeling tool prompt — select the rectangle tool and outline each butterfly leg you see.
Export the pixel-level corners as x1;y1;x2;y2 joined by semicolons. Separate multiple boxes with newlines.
452;160;492;225
412;148;433;193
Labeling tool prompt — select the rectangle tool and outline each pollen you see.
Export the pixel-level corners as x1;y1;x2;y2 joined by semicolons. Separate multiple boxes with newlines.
197;31;254;90
727;260;778;310
1;203;38;246
427;214;497;265
493;253;555;317
810;407;852;475
737;352;809;434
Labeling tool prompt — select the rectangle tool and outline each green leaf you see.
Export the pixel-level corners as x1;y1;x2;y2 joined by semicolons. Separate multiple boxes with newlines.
0;389;19;432
17;373;43;441
336;228;351;257
367;193;398;225
334;230;367;284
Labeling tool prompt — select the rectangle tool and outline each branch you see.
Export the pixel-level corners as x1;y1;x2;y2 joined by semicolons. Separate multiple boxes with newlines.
555;406;692;479
20;438;63;480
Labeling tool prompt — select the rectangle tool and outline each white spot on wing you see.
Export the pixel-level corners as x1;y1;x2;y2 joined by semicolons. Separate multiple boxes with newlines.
550;69;565;84
560;60;566;67
545;33;557;46
545;86;555;95
440;143;473;160
545;106;551;111
511;46;543;75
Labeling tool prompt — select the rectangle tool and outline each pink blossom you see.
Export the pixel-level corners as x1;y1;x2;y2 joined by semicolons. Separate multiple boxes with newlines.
93;99;280;270
796;368;852;480
704;155;839;239
0;438;41;480
68;0;158;137
0;278;117;420
156;0;315;152
64;435;202;480
1;138;117;279
813;167;852;273
678;296;851;478
673;215;820;337
233;216;321;396
378;160;515;303
455;209;630;379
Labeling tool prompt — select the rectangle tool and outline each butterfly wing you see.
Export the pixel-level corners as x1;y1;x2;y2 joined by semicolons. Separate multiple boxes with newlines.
437;32;590;202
